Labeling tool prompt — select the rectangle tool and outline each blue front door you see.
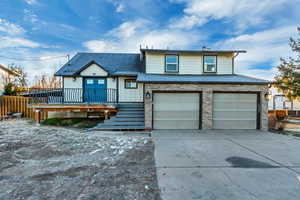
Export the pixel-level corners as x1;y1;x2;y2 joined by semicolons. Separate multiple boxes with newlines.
84;78;107;103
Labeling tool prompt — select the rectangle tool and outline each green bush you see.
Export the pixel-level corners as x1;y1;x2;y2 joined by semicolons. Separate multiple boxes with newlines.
3;83;16;96
41;118;61;126
41;118;98;128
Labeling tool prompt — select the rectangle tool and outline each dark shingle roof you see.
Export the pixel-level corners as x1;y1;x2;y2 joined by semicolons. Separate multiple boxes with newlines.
136;73;270;84
55;53;143;76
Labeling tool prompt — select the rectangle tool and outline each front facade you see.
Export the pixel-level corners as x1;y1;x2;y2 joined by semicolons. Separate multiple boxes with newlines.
55;49;270;130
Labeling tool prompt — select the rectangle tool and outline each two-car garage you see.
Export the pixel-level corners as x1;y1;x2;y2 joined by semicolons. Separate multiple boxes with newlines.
152;92;259;130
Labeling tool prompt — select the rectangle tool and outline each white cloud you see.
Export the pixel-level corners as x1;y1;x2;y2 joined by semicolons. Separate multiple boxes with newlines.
116;3;125;12
0;18;64;84
0;36;40;48
169;15;207;30
84;40;116;52
106;0;125;13
108;19;149;38
24;0;38;5
0;18;43;49
83;19;202;53
0;18;26;35
24;9;39;23
217;25;298;80
169;0;292;30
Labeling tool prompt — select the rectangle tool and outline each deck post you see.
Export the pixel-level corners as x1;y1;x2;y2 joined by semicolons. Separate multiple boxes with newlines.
35;110;41;123
104;110;109;120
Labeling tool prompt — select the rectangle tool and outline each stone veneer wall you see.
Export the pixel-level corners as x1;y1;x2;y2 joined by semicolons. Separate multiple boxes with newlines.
144;84;269;130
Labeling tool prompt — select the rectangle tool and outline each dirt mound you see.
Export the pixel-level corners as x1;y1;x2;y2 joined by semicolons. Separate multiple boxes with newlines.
0;120;161;200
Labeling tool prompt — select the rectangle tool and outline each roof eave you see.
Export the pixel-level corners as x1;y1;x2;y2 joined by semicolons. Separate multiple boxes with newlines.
140;49;247;54
137;80;269;85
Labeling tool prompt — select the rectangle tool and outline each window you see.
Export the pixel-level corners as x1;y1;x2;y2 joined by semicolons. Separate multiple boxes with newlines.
98;79;105;84
125;79;137;89
86;79;94;84
165;55;179;72
203;56;217;73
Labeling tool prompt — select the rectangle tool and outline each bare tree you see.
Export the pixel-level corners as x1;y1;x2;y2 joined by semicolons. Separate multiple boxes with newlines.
32;74;61;88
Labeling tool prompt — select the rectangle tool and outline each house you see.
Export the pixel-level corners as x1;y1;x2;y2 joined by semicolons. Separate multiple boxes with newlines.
269;86;300;112
51;48;270;130
0;64;20;94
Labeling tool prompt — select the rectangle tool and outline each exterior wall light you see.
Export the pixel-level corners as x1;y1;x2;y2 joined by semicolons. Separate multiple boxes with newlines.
265;91;272;100
72;77;77;82
145;91;151;99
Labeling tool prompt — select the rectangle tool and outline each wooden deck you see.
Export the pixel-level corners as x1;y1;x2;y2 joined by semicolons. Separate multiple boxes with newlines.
29;104;117;112
29;104;117;122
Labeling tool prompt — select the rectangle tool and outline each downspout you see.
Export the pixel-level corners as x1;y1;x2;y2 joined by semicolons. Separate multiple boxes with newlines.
232;52;240;74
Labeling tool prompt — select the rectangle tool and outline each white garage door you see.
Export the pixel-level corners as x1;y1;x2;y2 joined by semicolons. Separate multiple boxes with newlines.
213;93;258;129
153;93;200;129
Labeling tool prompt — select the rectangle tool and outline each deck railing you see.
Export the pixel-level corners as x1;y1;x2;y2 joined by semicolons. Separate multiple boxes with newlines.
26;88;118;104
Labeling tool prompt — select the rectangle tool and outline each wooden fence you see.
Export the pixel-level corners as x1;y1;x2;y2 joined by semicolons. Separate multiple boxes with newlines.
0;96;48;120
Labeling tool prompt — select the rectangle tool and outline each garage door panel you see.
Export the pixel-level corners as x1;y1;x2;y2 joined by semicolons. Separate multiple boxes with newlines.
214;102;257;110
153;93;200;129
155;104;198;111
153;120;199;129
214;93;256;101
213;111;256;119
213;119;257;129
213;93;257;129
154;111;199;120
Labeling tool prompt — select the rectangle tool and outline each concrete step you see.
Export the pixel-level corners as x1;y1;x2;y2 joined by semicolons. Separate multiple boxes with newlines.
109;117;144;122
114;115;145;119
103;121;144;126
117;103;144;108
90;125;145;131
117;111;144;114
116;115;144;119
118;108;144;111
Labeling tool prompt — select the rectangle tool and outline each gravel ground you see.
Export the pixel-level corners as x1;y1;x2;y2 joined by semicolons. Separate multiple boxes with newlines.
0;120;161;200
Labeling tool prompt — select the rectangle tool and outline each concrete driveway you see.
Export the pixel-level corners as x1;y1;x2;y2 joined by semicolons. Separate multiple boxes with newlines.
152;130;300;200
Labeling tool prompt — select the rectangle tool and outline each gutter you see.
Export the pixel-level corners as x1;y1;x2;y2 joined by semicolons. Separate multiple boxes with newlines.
136;80;270;85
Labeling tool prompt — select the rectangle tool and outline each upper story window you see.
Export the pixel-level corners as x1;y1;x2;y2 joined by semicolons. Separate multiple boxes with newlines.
203;55;217;73
165;55;179;72
125;79;138;89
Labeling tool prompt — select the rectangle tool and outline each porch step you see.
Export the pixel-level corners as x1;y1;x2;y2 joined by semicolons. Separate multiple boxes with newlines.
109;117;144;122
90;125;145;131
89;102;145;131
117;103;144;108
116;115;144;119
114;115;144;119
117;108;144;111
103;121;144;126
117;111;144;115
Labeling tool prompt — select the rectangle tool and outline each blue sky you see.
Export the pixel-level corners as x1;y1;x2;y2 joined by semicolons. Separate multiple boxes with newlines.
0;0;299;83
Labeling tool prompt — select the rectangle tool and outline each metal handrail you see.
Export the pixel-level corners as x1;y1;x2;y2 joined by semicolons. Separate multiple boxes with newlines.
26;88;118;104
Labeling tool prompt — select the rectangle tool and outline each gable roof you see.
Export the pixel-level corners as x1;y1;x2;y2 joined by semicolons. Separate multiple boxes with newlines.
136;73;271;85
55;53;143;76
77;61;108;74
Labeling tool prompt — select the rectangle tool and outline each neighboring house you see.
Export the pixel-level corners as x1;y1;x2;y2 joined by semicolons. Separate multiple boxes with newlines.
0;64;20;94
269;87;300;110
54;48;270;130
